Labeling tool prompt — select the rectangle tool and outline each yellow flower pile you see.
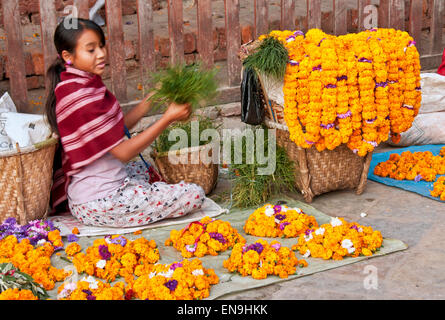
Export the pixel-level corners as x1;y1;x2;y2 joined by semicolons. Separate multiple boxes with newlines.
430;176;445;201
165;216;246;258
243;203;318;238
0;235;69;290
374;149;445;182
260;28;421;156
71;235;160;284
0;288;38;300
57;277;126;300
292;217;383;260
131;259;219;300
223;239;307;280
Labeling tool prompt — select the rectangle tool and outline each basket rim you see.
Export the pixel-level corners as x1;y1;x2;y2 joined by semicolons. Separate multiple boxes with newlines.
0;136;58;158
151;141;219;159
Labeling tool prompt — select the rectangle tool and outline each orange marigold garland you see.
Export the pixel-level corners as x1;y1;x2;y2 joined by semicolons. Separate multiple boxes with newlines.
243;204;318;238
259;28;421;156
131;259;219;300
165;216;246;258
292;217;383;260
430;176;445;201
0;288;38;300
223;239;307;279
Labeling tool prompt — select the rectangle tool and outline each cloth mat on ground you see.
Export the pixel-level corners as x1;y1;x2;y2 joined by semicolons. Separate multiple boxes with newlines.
367;144;445;203
48;197;229;237
47;196;407;300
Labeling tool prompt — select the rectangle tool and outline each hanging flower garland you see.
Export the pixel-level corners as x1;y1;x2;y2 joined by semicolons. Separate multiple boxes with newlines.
260;28;421;156
223;239;307;279
165;216;246;258
292;217;383;260
243;203;318;238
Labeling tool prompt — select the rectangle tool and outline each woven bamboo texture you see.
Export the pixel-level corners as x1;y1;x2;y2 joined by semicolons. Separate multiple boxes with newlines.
0;138;57;224
151;143;219;195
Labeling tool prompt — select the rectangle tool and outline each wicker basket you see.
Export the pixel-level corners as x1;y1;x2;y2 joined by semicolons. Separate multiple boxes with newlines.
0;137;58;224
151;143;219;195
239;41;372;203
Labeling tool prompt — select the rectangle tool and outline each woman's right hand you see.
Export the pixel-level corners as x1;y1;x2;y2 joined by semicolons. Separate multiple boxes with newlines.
163;102;192;124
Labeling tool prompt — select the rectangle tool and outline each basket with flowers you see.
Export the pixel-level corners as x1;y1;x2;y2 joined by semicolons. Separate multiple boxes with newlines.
223;239;307;279
243;203;318;238
239;28;421;202
165;216;246;258
291;217;383;260
131;259;219;300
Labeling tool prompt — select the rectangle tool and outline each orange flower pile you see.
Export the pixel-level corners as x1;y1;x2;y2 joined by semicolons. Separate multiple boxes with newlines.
131;259;219;300
292;217;383;260
260;28;421;156
0;288;38;300
430;176;445;201
223;239;307;280
243;203;318;238
165;217;246;258
0;234;70;290
57;276;126;300
71;235;160;284
373;149;445;182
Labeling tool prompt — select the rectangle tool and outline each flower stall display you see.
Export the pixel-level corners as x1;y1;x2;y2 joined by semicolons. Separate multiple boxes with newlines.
165;216;246;258
131;259;219;300
57;276;126;300
223;239;307;279
243;203;318;238
240;28;421;203
292;217;383;260
0;288;39;300
430;176;445;201
70;235;160;284
261;28;421;156
373;148;445;182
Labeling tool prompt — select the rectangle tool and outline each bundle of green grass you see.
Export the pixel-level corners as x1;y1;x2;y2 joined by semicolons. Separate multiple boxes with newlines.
146;62;219;113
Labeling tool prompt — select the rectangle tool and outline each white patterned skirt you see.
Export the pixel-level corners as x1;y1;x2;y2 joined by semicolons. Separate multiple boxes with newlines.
68;161;206;227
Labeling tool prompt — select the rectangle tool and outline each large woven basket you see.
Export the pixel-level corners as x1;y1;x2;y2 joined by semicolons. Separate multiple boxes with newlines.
0;137;58;224
239;41;372;203
151;143;219;195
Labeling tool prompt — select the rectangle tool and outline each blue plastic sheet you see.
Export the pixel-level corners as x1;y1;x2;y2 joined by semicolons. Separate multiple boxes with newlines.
368;144;445;203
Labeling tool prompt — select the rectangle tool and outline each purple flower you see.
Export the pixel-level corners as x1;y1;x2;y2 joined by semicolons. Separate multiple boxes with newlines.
82;289;93;295
67;234;79;243
337;110;352;119
414;174;423;182
358;57;372;63
305;229;314;236
325;84;337;89
312;65;322;71
350;225;360;231
289;60;299;66
402;104;414;110
294;30;304;36
209;232;227;244
321;123;335;129
305;139;315;145
170;262;183;271
164;279;178;292
185;243;197;253
86;294;96;300
110;235;127;247
275;214;286;221
375;81;388;88
245;242;264;254
286;35;296;42
98;245;111;260
415;87;422;91
317;38;326;46
365;117;377;124
279;222;290;231
337;75;348;81
273;205;282;214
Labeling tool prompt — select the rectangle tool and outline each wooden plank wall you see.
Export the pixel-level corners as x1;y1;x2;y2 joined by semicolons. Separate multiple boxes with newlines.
3;0;445;112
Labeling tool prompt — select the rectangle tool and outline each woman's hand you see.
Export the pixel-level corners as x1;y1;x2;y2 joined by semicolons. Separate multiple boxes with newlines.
162;102;192;124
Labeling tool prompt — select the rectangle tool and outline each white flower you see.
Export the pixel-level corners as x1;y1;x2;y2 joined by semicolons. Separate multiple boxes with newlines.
341;239;355;254
303;249;311;258
57;282;77;299
280;206;288;212
96;259;106;269
304;232;313;242
192;269;204;276
330;217;343;227
293;207;302;213
264;207;275;217
315;227;325;236
360;212;367;218
37;239;47;246
158;269;174;278
149;272;156;279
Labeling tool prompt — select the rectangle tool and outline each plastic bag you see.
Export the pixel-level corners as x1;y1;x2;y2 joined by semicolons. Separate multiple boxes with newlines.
0;92;17;151
241;67;264;125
